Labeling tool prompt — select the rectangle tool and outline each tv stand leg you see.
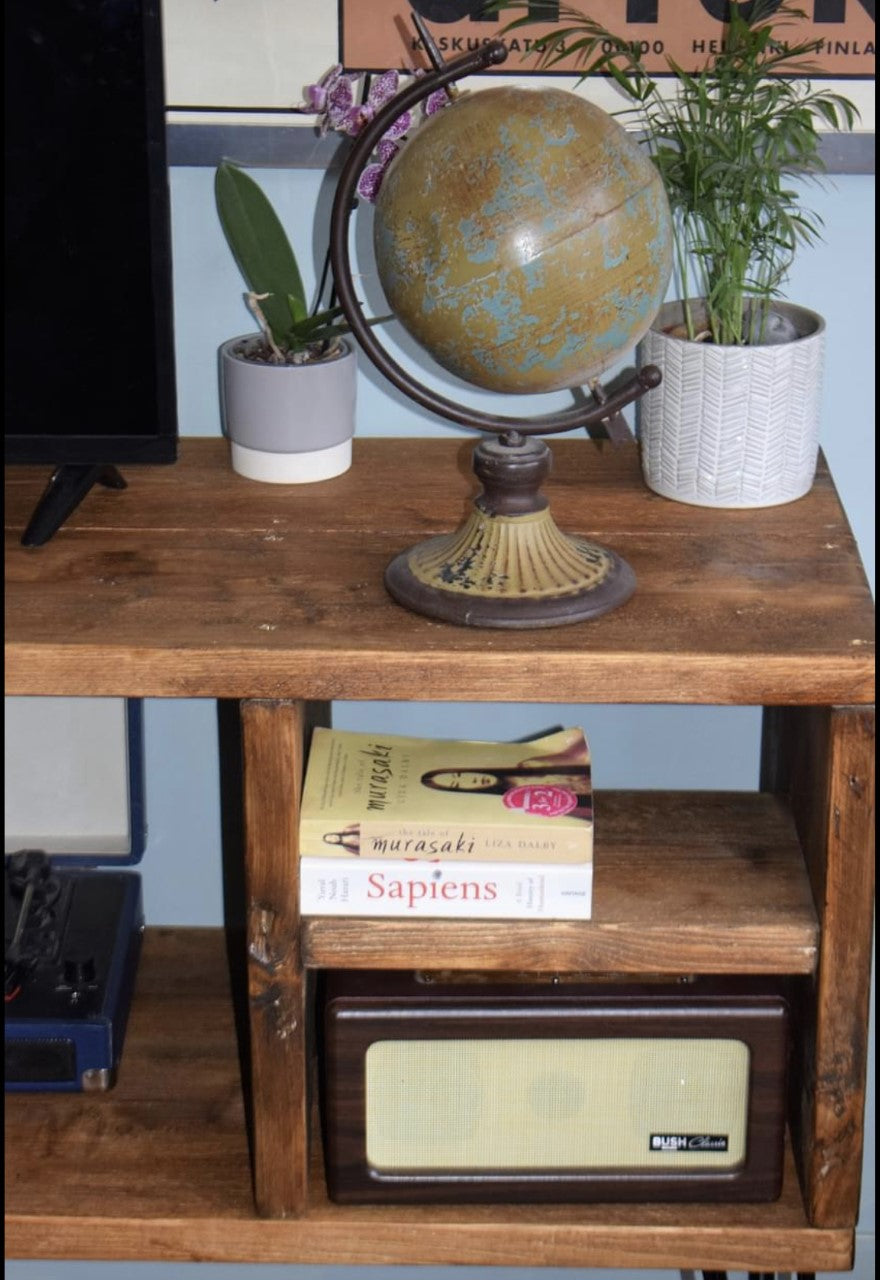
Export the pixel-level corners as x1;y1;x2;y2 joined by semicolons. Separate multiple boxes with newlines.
96;465;127;489
21;464;127;547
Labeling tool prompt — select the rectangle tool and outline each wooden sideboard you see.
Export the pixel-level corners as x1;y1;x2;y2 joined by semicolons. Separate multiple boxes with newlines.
4;438;875;1270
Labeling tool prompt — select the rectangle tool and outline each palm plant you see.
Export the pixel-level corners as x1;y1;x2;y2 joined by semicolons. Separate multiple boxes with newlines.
497;1;858;345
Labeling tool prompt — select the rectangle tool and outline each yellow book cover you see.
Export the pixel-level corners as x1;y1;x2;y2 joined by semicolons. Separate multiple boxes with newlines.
299;726;592;865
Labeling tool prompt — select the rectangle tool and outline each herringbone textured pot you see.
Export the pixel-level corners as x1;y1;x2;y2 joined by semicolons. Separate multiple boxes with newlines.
637;300;825;508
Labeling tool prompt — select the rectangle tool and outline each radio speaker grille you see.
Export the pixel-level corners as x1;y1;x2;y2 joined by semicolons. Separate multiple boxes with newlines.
365;1038;748;1171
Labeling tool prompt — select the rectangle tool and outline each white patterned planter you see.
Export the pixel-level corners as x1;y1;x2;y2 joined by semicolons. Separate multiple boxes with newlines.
637;300;825;508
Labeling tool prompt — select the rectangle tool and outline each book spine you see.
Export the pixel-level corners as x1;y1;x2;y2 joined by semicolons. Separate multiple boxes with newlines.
299;857;592;920
299;820;591;864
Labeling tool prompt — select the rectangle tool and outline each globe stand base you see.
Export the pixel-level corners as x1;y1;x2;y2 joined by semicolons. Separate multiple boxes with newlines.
384;435;636;629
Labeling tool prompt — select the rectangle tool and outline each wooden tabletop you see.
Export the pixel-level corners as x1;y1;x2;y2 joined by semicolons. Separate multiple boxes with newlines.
5;437;875;705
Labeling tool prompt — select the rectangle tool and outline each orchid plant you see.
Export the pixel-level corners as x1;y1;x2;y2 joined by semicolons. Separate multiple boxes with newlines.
215;159;353;362
216;63;448;363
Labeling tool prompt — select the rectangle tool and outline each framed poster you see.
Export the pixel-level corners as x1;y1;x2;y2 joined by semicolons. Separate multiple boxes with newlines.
341;1;875;79
161;1;873;160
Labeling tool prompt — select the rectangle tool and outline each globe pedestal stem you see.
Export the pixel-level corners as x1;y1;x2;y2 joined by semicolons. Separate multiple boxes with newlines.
384;434;635;629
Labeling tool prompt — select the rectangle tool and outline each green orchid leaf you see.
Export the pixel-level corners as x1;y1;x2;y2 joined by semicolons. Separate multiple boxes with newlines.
288;293;309;326
215;161;307;350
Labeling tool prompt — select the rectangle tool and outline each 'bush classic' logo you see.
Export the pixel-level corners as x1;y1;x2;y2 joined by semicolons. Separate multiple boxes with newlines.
650;1133;730;1153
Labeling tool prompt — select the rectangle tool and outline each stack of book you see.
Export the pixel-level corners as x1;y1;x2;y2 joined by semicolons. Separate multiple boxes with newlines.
298;726;593;919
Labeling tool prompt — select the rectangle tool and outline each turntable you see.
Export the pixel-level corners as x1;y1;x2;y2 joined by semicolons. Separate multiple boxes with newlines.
4;698;145;1091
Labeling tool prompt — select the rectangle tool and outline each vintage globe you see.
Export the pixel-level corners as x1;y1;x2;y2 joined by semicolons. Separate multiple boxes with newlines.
373;85;672;395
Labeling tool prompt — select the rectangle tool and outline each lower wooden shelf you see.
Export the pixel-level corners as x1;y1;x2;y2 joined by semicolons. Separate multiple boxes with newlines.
5;928;854;1269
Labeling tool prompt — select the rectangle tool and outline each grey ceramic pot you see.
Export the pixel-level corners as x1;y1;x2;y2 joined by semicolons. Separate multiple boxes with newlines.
219;336;356;483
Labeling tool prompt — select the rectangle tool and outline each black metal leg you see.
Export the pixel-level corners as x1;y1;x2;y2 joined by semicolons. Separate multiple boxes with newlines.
21;464;127;546
696;1258;818;1278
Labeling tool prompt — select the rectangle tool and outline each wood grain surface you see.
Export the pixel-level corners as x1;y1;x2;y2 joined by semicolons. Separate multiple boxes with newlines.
762;704;876;1229
3;929;854;1270
303;790;819;973
5;439;874;704
4;439;874;1267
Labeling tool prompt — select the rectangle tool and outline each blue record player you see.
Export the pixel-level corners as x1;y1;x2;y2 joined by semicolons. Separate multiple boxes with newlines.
4;699;145;1091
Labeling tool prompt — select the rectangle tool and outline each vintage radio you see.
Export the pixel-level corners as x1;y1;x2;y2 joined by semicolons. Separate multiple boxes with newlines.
321;971;789;1204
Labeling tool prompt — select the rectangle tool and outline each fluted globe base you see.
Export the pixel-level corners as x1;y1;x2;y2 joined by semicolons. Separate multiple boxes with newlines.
385;504;635;629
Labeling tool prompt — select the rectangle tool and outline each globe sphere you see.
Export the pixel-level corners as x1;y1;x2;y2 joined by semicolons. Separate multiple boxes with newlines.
373;85;673;395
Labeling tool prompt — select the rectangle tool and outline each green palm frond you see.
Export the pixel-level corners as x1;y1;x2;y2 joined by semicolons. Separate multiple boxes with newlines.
489;0;859;344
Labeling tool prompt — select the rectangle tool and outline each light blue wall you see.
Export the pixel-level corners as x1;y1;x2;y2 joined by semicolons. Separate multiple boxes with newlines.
7;1264;876;1280
7;165;874;1279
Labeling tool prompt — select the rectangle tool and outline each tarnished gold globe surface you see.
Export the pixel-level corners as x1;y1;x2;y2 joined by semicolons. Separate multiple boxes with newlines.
374;85;672;395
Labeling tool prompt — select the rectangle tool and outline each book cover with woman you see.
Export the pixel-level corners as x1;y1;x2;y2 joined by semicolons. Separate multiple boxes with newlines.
300;726;592;864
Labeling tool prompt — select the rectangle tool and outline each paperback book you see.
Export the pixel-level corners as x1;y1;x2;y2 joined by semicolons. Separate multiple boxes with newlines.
298;726;593;919
299;857;591;919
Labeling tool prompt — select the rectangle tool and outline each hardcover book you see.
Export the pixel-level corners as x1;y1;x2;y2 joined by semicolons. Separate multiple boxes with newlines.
298;726;593;919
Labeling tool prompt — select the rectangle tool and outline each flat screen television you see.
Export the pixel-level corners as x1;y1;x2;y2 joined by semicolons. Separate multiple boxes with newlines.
5;0;177;546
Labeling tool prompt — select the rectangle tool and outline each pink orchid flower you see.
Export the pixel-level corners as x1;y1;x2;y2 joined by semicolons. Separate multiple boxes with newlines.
302;65;451;202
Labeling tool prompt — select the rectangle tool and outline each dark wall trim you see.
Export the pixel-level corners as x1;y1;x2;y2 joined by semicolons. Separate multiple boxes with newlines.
167;123;875;174
168;125;345;169
819;131;876;174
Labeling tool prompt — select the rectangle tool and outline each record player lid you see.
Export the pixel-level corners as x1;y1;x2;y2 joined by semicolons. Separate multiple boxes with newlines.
4;698;145;866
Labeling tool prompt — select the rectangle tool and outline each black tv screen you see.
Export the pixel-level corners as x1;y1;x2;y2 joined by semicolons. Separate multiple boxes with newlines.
5;0;177;538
